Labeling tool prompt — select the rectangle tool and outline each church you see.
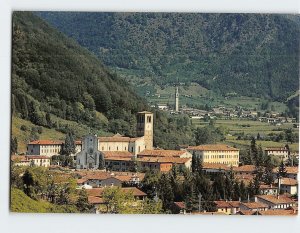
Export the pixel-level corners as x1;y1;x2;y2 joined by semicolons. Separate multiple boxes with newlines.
76;111;153;169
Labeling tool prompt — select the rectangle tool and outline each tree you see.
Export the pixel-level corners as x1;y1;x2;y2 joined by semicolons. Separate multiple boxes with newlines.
98;154;105;170
141;198;162;214
185;184;198;213
22;169;35;199
263;155;275;185
277;160;287;178
158;173;174;212
285;129;295;144
45;112;52;128
76;188;92;213
61;132;76;156
102;187;135;213
10;137;18;154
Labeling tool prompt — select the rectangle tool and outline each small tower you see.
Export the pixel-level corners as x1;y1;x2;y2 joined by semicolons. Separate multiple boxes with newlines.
175;86;179;112
136;111;153;150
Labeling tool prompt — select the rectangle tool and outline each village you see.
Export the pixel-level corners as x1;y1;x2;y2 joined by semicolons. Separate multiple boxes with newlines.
11;109;299;215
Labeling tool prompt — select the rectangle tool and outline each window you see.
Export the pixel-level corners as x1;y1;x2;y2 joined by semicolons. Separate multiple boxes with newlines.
147;116;151;123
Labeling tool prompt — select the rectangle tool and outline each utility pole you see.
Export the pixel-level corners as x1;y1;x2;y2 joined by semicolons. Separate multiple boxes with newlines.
198;193;202;212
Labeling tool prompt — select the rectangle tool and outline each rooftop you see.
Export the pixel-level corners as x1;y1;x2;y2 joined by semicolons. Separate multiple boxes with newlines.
137;157;191;164
187;144;239;151
240;202;268;209
256;195;295;205
101;151;133;158
233;165;256;173
137;149;188;158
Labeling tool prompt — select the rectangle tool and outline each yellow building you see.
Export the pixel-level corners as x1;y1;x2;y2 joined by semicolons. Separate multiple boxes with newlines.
187;144;239;167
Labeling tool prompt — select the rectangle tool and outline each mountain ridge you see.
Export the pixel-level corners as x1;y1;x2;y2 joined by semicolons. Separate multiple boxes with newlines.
36;12;300;102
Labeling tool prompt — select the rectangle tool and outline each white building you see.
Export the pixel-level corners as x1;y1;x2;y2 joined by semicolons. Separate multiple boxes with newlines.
27;139;82;157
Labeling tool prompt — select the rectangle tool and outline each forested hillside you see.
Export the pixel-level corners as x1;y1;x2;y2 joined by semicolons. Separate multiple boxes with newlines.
37;12;299;101
12;12;148;138
11;12;195;151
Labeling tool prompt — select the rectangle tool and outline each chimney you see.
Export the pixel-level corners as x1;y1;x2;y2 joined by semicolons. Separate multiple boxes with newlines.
254;196;257;202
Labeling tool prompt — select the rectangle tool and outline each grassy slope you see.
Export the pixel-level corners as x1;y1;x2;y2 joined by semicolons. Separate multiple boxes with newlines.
10;188;78;213
12;117;65;153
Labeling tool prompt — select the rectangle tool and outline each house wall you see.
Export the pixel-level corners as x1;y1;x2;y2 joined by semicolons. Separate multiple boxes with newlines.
188;149;239;167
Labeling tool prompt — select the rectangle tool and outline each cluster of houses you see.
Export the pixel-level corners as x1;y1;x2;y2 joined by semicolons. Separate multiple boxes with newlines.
11;111;298;215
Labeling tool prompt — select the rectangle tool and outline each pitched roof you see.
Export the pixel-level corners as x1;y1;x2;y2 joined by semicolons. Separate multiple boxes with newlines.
174;202;185;209
278;178;298;186
137;157;191;164
256;195;296;205
98;136;142;142
11;155;50;161
203;163;231;171
101;151;133;158
273;166;298;174
137;149;188;158
236;210;255;215
265;147;288;151
240;202;268;209
28;140;63;145
255;209;297;216
214;201;241;208
105;157;133;162
233;165;256;173
188;144;239;151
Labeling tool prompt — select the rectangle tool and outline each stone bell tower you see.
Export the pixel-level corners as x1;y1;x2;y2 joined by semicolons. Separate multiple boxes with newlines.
136;111;153;150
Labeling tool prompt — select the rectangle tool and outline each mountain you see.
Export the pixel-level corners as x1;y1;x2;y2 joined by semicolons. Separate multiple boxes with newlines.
12;12;148;141
36;12;300;102
11;12;195;151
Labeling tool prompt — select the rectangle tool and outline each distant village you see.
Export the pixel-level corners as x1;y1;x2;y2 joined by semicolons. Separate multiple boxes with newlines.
11;109;299;215
151;86;298;127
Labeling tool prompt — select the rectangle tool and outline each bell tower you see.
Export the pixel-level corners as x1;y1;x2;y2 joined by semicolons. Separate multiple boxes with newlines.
136;111;153;150
175;86;179;112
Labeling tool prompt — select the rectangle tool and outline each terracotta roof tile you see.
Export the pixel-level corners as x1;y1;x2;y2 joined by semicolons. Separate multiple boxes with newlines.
137;157;191;164
233;165;256;173
28;140;64;145
137;150;187;158
256;195;296;205
101;151;133;158
241;202;268;209
187;144;239;151
256;209;297;216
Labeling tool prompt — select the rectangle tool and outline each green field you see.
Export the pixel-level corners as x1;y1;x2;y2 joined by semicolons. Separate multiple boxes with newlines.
191;118;297;135
191;118;299;151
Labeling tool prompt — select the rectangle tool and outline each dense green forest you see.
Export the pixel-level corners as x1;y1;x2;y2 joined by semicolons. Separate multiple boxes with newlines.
11;12;197;149
37;12;299;101
12;12;147;136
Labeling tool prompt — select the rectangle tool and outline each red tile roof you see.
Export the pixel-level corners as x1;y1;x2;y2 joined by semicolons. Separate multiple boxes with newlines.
214;201;241;208
278;178;298;186
101;151;133;158
203;163;231;171
265;147;288;151
28;140;63;145
187;144;239;151
98;136;142;142
240;202;268;209
256;195;296;205
137;157;191;164
273;166;298;174
137;150;187;158
174;202;185;209
233;165;256;173
255;209;297;216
